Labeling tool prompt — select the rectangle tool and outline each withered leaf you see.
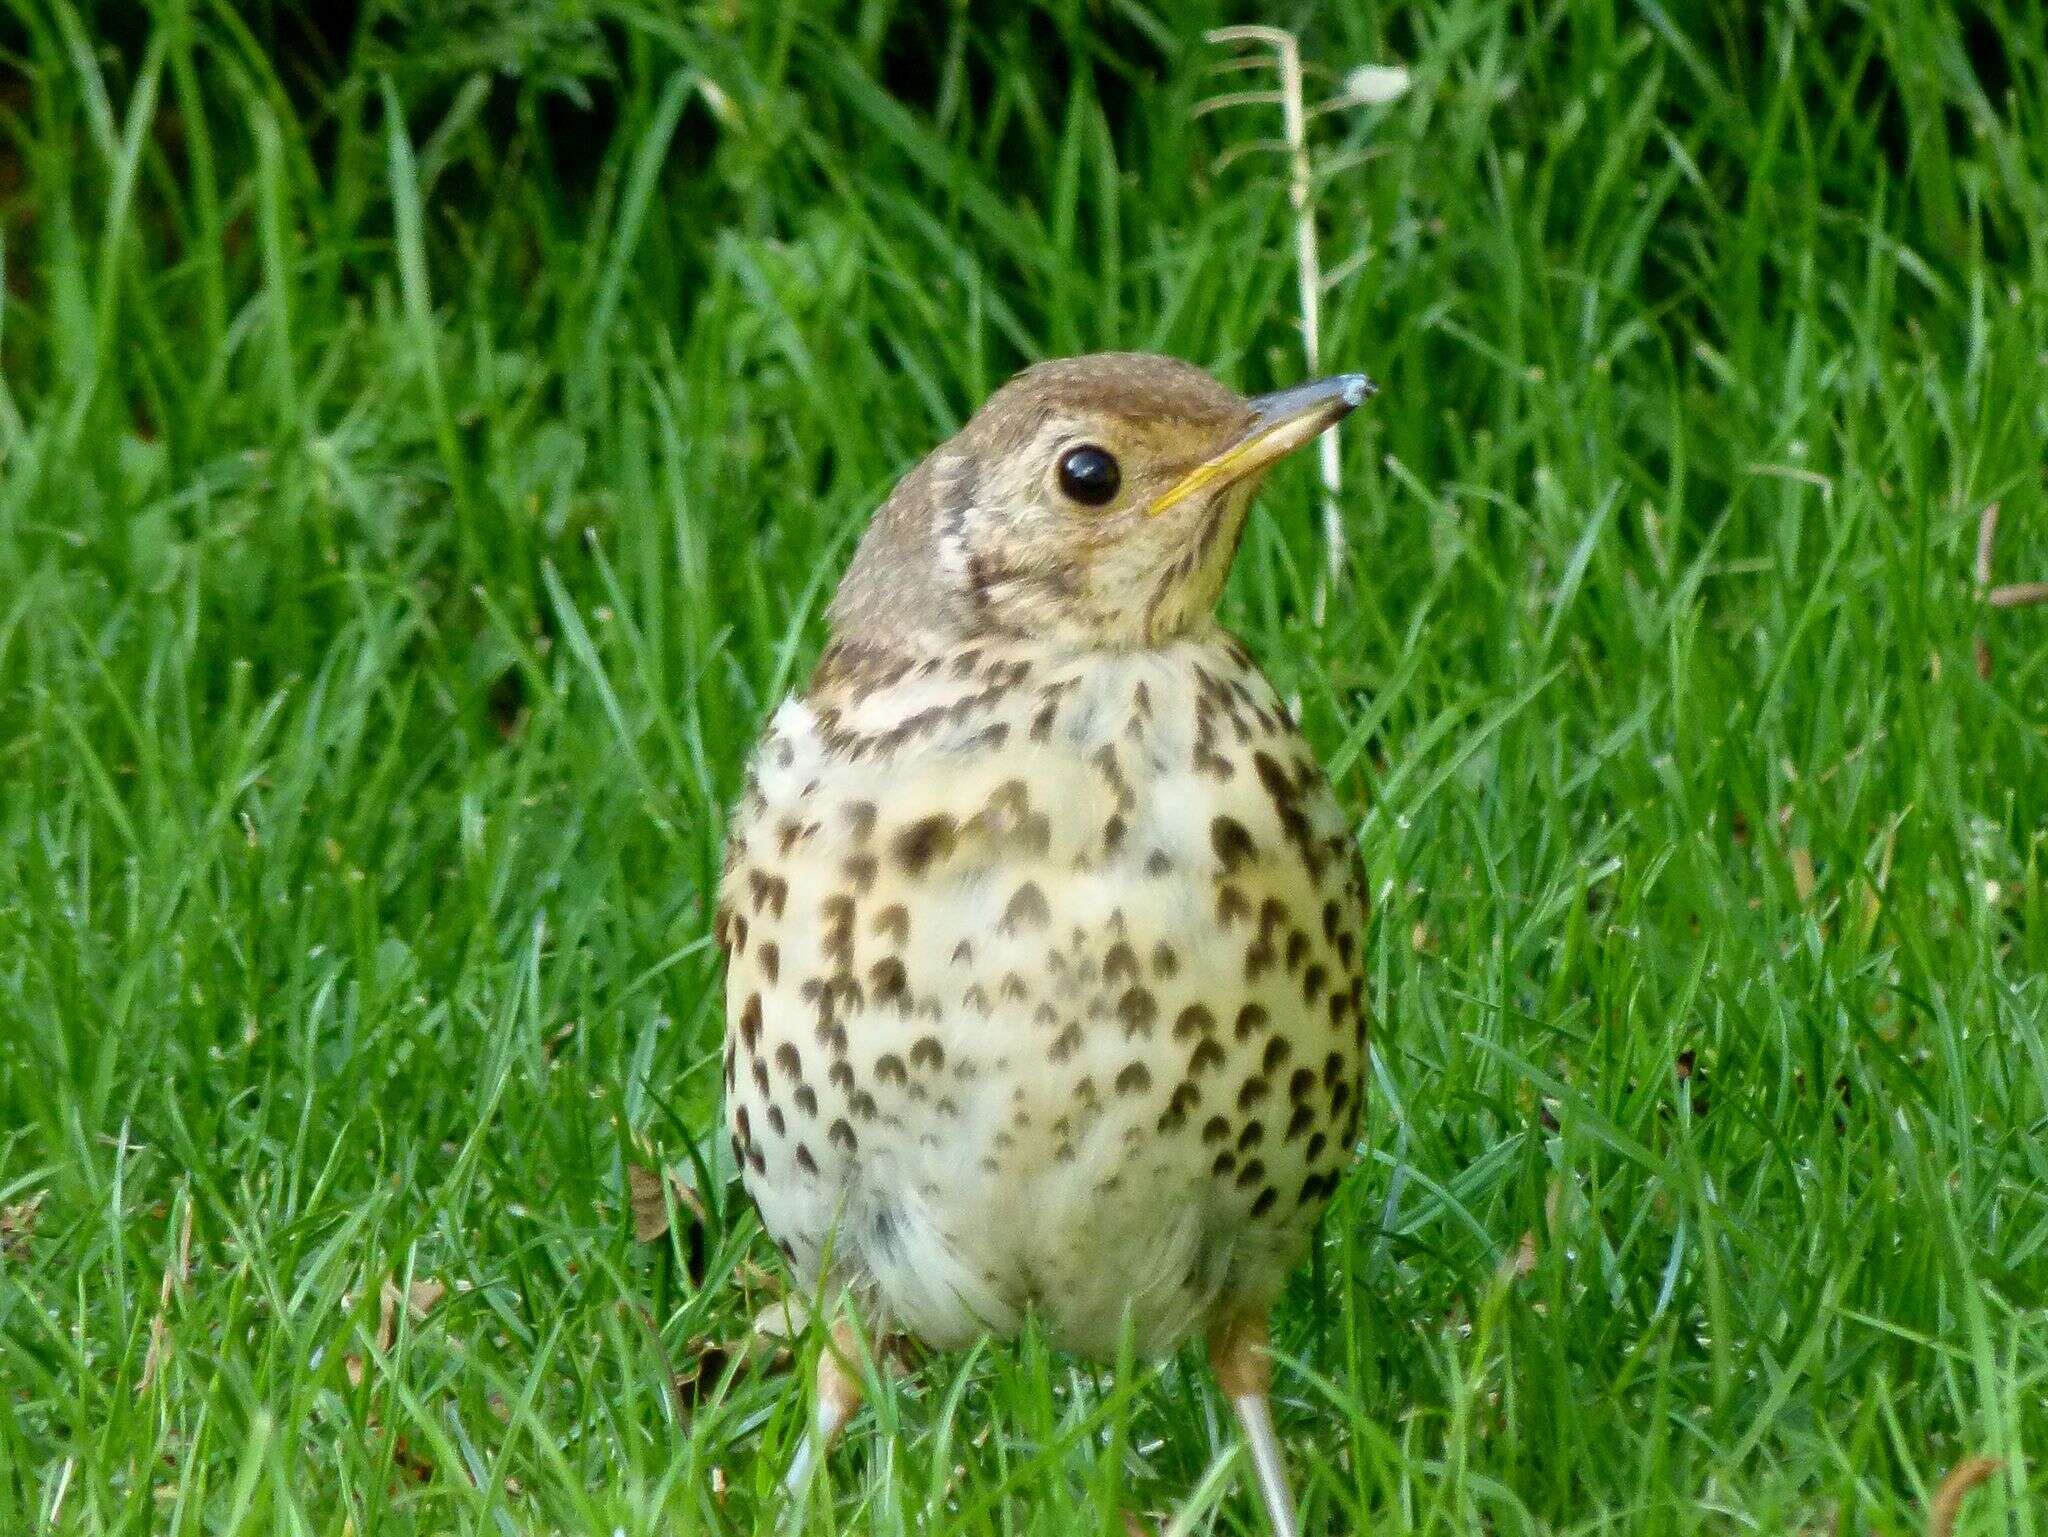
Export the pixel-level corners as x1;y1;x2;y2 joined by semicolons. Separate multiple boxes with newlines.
1927;1457;2001;1537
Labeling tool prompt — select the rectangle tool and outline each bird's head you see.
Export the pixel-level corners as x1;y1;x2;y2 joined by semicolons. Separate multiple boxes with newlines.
825;352;1372;654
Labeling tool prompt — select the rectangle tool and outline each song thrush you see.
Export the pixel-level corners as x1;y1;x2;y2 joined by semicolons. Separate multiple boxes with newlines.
717;352;1373;1534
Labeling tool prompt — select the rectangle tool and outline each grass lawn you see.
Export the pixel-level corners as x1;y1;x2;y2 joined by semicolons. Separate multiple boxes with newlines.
3;2;2047;1532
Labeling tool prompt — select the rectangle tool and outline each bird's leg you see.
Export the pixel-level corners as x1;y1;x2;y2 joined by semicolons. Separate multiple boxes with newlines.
782;1318;865;1499
1207;1308;1299;1537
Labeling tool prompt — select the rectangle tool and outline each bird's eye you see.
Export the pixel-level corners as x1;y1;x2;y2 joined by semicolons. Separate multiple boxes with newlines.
1057;445;1121;507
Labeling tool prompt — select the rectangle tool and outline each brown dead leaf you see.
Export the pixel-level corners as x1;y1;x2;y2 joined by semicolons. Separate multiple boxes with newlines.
0;1192;43;1260
628;1164;672;1243
1927;1456;2001;1537
628;1162;710;1246
408;1277;447;1314
1789;847;1816;903
136;1311;170;1394
389;1432;435;1485
376;1275;447;1354
1986;582;2048;608
138;1197;197;1395
1497;1228;1538;1283
673;1337;734;1414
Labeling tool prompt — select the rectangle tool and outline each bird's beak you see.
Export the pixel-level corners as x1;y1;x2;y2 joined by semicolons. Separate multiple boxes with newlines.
1148;373;1376;517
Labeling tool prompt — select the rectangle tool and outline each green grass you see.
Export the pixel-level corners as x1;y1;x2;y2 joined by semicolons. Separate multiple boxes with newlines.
3;1;2047;1531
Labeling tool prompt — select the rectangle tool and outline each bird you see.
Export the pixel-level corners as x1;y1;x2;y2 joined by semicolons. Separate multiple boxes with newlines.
715;351;1373;1535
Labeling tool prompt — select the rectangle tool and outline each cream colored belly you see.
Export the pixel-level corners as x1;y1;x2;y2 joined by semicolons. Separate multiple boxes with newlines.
720;640;1365;1359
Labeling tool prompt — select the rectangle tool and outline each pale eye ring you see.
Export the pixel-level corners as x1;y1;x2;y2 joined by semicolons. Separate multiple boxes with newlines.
1057;444;1121;506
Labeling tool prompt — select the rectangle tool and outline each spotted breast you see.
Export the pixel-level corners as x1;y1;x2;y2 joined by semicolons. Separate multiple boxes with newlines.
718;628;1367;1361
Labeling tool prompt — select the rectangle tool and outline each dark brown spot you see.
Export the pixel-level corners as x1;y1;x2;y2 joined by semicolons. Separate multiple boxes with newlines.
1103;942;1139;983
1262;1037;1292;1074
1249;1187;1278;1219
1302;963;1327;1003
850;1089;878;1120
952;938;975;966
1211;816;1256;873
822;894;856;966
893;814;958;876
1117;987;1158;1038
1253;750;1296;806
795;1084;819;1117
774;1043;802;1080
1211;1150;1237;1177
734;1105;753;1146
869;956;910;1010
1189;1039;1226;1075
1289;1067;1316;1103
767;1105;786;1135
1284;1104;1314;1142
1002;881;1051;934
1201;1114;1231;1145
747;870;789;917
844;801;878;841
1174;1004;1216;1041
1306;1132;1329;1162
910;1036;945;1071
738;994;764;1050
1091;745;1133;808
1284;931;1311;972
829;1119;857;1152
1216;884;1250;926
1257;899;1287;940
1238;1076;1270;1110
1102;814;1127;855
844;852;879;893
828;1062;854;1091
1115;1062;1152;1095
757;942;780;985
795;1143;817;1174
1050;1022;1082;1062
751;1060;770;1095
1235;1158;1267;1190
875;1053;908;1086
1150;941;1178;978
1146;849;1172;876
1237;1121;1265;1151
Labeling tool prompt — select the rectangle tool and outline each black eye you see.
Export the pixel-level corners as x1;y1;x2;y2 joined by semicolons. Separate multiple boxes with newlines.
1057;445;1121;506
